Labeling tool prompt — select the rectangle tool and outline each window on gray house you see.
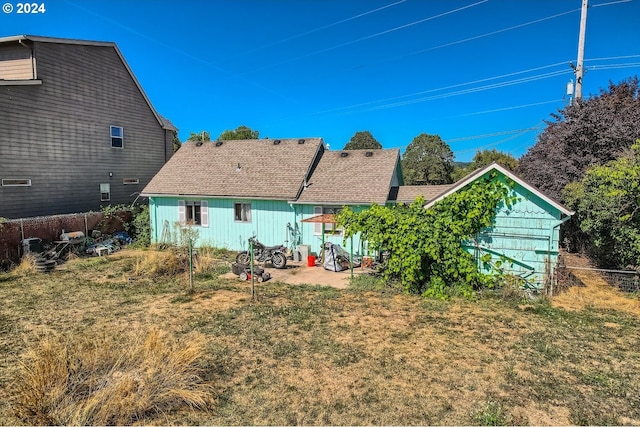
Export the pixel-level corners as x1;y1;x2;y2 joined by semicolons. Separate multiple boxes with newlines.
234;203;251;222
100;183;111;201
110;126;124;148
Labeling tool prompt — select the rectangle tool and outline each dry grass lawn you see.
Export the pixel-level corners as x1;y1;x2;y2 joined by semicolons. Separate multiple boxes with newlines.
1;249;639;425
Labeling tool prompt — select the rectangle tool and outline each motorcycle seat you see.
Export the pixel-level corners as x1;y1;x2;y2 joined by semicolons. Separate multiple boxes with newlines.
263;245;283;251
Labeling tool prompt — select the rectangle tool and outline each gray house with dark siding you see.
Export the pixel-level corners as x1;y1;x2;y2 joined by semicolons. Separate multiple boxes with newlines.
0;35;176;219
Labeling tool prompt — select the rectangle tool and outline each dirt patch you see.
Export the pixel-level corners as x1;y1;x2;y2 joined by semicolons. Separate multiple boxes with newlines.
221;259;368;289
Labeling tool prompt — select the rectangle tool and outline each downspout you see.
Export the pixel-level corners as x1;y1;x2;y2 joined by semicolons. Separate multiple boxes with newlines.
548;215;572;295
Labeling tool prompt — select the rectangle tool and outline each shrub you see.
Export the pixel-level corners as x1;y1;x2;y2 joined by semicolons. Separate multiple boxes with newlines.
11;328;212;425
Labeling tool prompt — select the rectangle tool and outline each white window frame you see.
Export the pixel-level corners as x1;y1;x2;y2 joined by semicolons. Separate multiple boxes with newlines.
234;202;251;223
1;178;31;187
100;183;111;201
123;178;139;185
313;206;343;236
110;125;124;149
178;200;208;227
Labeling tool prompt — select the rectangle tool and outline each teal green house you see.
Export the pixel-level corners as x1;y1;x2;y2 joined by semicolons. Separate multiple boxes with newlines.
397;163;574;289
143;138;572;290
141;138;403;257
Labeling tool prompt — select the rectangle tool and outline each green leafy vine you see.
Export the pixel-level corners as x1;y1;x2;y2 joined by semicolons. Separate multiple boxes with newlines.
338;171;516;299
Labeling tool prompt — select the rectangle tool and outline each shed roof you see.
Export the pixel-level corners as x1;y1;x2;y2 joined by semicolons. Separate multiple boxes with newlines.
142;138;324;200
424;162;575;216
295;149;401;205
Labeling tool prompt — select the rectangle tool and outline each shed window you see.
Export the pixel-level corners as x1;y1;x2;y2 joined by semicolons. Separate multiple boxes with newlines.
100;183;110;201
234;203;251;222
110;126;123;148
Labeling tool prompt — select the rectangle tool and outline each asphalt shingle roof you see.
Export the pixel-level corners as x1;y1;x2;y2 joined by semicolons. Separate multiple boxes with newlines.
296;149;401;205
395;185;454;204
142;138;323;200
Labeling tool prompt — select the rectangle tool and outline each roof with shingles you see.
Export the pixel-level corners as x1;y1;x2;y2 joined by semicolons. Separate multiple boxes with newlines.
142;138;324;200
295;149;401;205
395;184;454;204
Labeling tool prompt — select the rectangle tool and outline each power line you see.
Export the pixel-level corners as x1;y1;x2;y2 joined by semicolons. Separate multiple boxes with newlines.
350;70;573;113
239;0;489;76
406;7;581;57
315;61;571;115
446;127;544;143
224;0;408;60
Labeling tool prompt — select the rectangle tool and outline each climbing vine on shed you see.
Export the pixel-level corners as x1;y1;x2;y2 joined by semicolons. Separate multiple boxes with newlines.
337;172;515;299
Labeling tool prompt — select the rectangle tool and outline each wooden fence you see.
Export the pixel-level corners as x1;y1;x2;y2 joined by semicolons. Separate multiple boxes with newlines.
0;212;105;265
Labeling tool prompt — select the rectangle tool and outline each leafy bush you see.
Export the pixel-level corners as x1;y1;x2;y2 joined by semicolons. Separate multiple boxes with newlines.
563;141;640;269
338;171;514;298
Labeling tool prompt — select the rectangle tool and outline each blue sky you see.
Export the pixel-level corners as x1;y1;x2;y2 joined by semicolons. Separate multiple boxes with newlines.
2;0;639;161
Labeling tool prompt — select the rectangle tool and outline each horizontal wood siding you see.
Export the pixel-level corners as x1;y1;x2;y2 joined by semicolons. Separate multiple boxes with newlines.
0;44;33;79
0;41;168;218
150;197;296;251
295;204;367;257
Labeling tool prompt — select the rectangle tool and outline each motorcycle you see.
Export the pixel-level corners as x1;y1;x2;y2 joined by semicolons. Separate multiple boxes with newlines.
236;236;287;269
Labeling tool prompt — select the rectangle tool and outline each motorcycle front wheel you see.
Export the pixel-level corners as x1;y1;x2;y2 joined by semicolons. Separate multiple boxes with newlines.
271;251;287;269
236;251;251;265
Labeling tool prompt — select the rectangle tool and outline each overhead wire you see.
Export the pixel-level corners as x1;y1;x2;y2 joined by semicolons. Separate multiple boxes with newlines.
225;0;409;59
239;0;489;76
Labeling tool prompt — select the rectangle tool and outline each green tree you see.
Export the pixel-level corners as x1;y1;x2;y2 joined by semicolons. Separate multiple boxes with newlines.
187;131;211;142
343;131;382;150
218;125;259;141
518;77;640;202
171;130;181;152
401;133;454;185
338;172;515;298
452;149;518;181
563;141;640;269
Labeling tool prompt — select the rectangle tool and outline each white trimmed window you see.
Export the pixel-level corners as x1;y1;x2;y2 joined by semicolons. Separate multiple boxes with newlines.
100;183;110;201
313;206;343;235
123;178;139;185
1;178;31;187
178;200;208;227
110;126;124;148
234;202;251;222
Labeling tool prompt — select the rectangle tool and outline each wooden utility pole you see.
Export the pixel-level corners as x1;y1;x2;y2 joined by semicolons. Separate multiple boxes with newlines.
575;0;588;100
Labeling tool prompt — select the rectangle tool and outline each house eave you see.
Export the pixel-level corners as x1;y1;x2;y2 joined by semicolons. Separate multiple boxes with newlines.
144;192;293;201
423;162;575;217
0;34;171;131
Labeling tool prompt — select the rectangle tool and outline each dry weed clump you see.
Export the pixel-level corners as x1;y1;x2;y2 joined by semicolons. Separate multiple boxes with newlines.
12;254;38;275
11;328;213;425
132;250;187;277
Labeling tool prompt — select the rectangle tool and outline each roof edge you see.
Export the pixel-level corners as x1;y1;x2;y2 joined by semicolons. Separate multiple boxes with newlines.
0;34;173;131
0;34;115;47
424;162;575;216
